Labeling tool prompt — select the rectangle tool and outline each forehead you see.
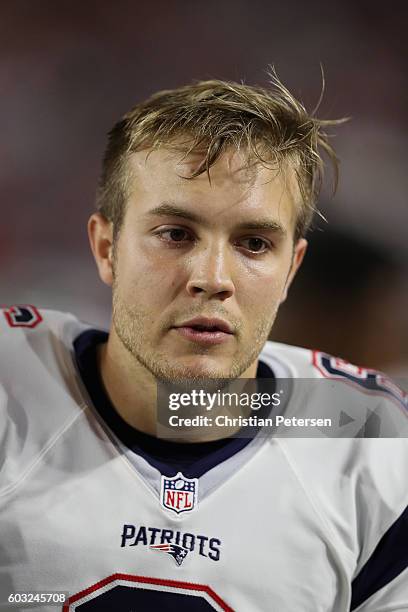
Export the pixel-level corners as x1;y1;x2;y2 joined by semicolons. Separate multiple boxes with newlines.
126;147;301;230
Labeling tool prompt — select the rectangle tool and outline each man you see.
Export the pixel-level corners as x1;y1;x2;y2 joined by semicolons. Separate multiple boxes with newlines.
0;76;407;611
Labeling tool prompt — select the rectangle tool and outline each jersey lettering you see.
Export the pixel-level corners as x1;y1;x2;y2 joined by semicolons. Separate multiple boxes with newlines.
2;305;43;328
64;574;233;611
313;351;407;410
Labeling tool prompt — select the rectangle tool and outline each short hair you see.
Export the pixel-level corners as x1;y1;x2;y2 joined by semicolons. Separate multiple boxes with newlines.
96;70;346;242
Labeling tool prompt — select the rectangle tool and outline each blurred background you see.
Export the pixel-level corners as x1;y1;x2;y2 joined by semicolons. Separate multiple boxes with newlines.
1;1;407;382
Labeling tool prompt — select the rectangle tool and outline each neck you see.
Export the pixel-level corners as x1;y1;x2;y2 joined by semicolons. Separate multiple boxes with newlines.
98;328;259;441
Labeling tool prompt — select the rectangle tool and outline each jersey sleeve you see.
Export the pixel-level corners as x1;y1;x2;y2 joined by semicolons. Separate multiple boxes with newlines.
0;305;91;494
350;470;408;610
353;566;408;611
278;433;408;612
0;383;9;477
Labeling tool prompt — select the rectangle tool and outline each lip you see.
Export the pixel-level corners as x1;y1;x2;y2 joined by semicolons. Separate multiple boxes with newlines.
173;317;234;346
173;327;232;345
175;317;234;335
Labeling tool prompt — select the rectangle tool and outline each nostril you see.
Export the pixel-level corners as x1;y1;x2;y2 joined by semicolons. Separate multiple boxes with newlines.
191;286;205;294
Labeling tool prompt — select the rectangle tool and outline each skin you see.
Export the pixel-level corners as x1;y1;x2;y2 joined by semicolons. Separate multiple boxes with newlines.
88;147;307;440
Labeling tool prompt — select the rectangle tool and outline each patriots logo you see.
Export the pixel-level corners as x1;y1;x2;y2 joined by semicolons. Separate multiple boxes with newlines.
150;543;189;566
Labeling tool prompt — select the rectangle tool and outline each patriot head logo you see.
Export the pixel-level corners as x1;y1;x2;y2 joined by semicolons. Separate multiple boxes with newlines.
160;472;198;515
150;543;189;566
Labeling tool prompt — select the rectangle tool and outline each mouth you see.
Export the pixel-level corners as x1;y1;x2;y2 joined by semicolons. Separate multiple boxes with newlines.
173;317;234;345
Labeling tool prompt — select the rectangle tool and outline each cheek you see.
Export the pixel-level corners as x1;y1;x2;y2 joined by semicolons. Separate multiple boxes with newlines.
243;281;284;320
117;245;182;302
235;258;290;304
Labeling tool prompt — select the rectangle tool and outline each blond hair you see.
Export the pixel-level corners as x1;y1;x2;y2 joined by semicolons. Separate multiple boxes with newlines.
96;70;346;241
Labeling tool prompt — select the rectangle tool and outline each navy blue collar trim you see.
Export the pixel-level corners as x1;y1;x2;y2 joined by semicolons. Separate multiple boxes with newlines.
73;329;275;478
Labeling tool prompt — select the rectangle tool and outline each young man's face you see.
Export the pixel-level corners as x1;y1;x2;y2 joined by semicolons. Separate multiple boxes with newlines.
93;147;307;382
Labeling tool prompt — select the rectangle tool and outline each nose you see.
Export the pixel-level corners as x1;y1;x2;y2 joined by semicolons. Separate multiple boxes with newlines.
186;243;235;300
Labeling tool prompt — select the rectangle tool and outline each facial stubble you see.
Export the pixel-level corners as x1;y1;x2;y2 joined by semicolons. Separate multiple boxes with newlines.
112;280;278;385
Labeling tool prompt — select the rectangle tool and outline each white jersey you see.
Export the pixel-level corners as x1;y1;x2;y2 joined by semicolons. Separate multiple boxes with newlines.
0;306;407;612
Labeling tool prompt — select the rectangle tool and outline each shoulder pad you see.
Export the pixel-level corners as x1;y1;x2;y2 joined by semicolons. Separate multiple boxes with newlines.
0;305;96;495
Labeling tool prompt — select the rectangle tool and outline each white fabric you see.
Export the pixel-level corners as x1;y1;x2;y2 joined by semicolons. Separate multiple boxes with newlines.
0;308;407;612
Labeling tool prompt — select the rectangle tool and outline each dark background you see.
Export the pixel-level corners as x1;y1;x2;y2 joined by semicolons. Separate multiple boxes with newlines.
1;1;407;380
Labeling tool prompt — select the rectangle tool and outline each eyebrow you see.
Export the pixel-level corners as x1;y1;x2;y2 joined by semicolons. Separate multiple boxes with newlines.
146;202;287;236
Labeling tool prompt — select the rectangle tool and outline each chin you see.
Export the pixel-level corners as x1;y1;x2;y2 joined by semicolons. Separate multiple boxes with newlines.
178;356;231;376
170;366;229;382
154;358;232;384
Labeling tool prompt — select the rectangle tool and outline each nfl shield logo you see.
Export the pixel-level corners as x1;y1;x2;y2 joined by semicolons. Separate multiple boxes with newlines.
161;472;198;515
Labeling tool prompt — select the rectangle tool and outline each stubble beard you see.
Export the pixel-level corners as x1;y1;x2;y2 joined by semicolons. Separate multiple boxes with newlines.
112;289;277;385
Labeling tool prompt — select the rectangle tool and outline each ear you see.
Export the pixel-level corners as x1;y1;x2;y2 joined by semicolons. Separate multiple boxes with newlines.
88;213;114;287
280;238;308;304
